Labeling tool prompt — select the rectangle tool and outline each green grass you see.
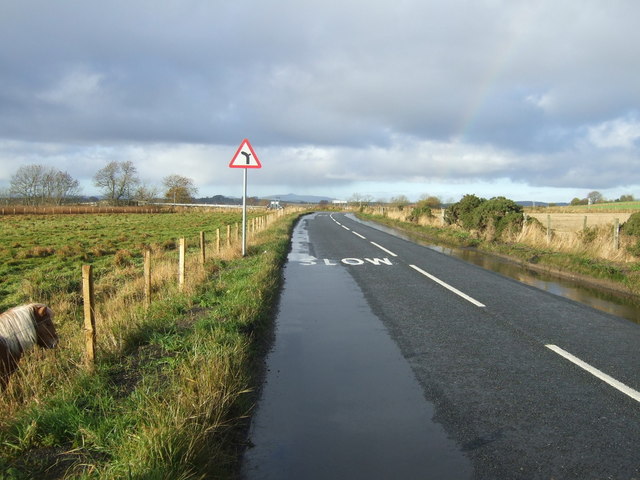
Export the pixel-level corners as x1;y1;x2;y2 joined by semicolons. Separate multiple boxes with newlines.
0;211;244;311
563;201;640;211
0;210;299;478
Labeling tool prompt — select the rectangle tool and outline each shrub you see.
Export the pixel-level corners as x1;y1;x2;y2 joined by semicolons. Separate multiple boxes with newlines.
445;195;523;239
445;194;485;228
627;240;640;258
577;226;598;244
622;212;640;237
474;197;524;237
408;200;433;223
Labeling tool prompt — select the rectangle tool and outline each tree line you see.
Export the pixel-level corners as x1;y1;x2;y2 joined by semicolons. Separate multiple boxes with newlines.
570;191;635;206
5;161;198;206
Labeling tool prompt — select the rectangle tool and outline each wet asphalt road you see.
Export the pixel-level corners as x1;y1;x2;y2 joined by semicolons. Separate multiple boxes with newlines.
242;213;640;479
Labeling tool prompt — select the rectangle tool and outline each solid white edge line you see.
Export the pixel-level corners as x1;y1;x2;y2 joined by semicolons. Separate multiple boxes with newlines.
545;344;640;403
370;241;398;257
352;231;366;239
409;264;486;307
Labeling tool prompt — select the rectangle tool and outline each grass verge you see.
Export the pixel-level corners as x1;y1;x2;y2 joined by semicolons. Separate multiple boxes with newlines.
0;213;298;479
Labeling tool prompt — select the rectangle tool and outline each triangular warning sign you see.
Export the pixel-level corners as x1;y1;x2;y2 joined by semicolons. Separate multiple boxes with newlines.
229;139;262;168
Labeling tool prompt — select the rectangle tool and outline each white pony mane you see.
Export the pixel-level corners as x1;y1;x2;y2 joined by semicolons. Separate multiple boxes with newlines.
0;304;38;355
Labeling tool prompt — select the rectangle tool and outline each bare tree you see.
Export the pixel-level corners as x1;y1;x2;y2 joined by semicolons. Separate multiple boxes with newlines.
418;194;442;208
587;191;604;205
133;183;160;204
389;195;410;210
10;164;45;205
0;187;11;205
10;164;81;205
93;161;139;205
47;170;81;205
349;192;373;208
162;174;198;204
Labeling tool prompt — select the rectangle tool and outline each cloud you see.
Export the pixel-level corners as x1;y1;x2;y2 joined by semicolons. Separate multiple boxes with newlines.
587;116;640;149
1;0;640;201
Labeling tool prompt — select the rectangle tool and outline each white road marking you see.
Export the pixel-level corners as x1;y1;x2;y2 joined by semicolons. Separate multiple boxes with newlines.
409;264;486;307
545;344;640;403
352;231;366;239
370;242;398;257
365;257;393;266
342;225;350;231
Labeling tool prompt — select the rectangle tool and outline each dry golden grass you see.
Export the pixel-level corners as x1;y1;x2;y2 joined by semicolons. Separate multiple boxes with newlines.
527;212;633;233
378;206;446;227
508;222;636;263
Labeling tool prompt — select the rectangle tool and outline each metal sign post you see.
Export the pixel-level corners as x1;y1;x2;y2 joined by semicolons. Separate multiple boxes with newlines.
242;168;247;255
229;139;262;257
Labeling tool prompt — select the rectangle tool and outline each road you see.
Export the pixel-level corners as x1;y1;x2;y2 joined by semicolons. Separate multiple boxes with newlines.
242;212;640;479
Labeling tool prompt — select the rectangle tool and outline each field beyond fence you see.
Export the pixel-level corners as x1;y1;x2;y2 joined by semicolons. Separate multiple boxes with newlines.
526;212;633;233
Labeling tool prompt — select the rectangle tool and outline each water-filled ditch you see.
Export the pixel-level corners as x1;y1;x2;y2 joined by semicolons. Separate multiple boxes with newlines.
352;214;640;325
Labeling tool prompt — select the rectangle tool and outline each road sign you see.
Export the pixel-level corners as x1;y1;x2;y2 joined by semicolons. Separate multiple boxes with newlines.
229;139;262;256
229;139;262;168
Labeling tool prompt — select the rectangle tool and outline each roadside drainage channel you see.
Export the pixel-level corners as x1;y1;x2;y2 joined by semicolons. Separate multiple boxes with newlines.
352;215;640;325
241;214;471;479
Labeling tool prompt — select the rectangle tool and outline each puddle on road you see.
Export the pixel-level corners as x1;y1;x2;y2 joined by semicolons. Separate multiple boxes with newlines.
242;214;472;479
351;215;640;325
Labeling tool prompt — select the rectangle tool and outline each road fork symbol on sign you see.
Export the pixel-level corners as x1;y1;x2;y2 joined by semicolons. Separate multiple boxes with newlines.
229;139;262;169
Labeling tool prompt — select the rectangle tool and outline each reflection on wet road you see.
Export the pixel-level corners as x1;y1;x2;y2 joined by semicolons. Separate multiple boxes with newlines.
241;214;471;479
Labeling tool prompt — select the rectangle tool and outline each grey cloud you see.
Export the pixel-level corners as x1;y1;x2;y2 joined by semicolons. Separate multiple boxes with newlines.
1;0;640;196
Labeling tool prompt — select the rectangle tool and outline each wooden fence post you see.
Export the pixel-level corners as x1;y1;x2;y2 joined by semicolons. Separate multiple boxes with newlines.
583;216;588;230
614;218;620;250
546;214;551;244
144;249;151;308
179;238;186;290
227;225;231;247
216;228;221;254
82;265;96;372
200;231;206;265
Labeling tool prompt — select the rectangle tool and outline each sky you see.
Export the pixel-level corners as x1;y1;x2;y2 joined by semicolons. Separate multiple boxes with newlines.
1;0;639;203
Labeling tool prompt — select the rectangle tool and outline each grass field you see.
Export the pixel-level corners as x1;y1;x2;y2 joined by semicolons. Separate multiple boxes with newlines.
564;201;640;211
0;210;245;311
526;212;633;233
0;209;299;478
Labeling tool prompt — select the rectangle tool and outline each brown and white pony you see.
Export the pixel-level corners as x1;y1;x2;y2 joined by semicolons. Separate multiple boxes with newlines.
0;304;58;386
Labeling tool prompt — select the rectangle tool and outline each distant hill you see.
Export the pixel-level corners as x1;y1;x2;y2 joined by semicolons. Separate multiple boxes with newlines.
195;195;241;205
263;193;335;204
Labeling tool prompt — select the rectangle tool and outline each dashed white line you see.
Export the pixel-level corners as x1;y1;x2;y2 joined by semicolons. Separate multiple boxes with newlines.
545;344;640;403
370;241;398;257
352;231;366;239
342;225;350;231
409;264;486;307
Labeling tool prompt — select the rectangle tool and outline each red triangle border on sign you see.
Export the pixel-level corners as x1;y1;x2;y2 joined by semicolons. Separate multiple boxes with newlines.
229;139;262;168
